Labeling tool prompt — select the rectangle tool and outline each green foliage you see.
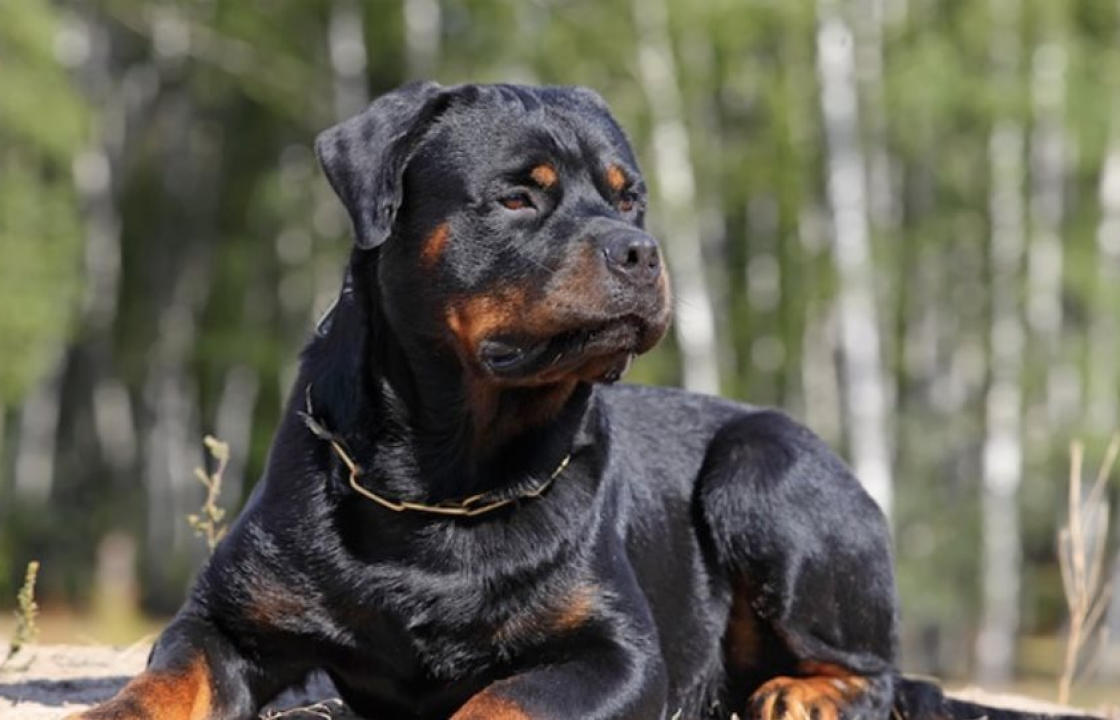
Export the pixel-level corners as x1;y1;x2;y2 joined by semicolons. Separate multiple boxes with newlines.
0;0;86;404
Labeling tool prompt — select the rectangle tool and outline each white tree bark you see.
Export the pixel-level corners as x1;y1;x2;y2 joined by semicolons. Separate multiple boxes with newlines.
1027;39;1075;427
632;0;721;396
13;365;63;504
328;0;368;121
0;404;5;491
70;11;140;474
801;306;844;449
976;0;1026;685
214;365;260;510
1027;43;1066;350
815;0;893;518
1088;122;1120;436
1096;80;1120;653
799;205;844;447
855;0;899;237
403;0;441;80
143;258;207;559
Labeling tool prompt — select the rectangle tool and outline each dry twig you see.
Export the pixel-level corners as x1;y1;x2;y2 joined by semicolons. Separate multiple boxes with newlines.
1057;434;1119;704
261;699;345;719
188;435;231;554
3;560;40;667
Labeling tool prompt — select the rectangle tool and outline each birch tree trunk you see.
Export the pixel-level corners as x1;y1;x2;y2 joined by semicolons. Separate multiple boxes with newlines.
632;0;721;396
1096;69;1120;653
328;0;368;121
976;0;1026;685
815;0;893;519
0;405;5;492
214;365;260;509
140;7;220;589
855;0;899;238
403;0;441;80
1088;112;1120;437
1027;35;1074;430
1026;42;1066;355
71;7;139;477
13;367;62;504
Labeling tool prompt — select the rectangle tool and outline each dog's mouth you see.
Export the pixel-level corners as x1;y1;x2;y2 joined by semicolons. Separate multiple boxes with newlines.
477;314;655;384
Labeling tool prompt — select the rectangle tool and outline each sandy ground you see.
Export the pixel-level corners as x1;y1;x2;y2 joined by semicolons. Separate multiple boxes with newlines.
0;644;1115;719
0;645;360;720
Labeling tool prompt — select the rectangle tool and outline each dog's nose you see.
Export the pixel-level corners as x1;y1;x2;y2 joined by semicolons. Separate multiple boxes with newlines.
602;232;661;285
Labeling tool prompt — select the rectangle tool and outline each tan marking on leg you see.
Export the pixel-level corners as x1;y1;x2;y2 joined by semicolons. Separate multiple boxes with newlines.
750;667;869;720
530;163;557;188
74;654;211;720
724;579;763;674
493;581;597;646
550;583;597;631
452;688;532;720
421;222;451;267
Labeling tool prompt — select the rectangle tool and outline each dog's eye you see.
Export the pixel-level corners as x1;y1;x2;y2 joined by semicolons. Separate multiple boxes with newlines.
617;193;638;213
499;192;535;212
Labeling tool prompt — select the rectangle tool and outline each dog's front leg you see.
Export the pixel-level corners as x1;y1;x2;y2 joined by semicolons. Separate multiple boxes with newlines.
66;612;286;720
452;639;668;720
699;411;900;720
456;544;668;720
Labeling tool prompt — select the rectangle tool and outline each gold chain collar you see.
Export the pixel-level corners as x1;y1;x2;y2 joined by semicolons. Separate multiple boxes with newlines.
300;387;570;517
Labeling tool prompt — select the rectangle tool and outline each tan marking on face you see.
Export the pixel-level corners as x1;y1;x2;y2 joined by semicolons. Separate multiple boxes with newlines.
605;164;626;191
421;222;451;267
445;293;524;445
530;163;557;188
440;242;662;447
76;654;211;720
446;289;526;356
451;688;532;720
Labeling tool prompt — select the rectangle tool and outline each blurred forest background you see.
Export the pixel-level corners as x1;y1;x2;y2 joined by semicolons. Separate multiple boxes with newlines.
2;0;1119;702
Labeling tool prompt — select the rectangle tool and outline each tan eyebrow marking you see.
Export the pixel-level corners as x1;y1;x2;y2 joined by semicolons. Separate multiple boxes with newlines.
605;164;626;191
421;222;450;267
530;163;557;188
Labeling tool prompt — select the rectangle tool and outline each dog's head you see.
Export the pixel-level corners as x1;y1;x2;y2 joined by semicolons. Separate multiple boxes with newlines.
316;82;670;398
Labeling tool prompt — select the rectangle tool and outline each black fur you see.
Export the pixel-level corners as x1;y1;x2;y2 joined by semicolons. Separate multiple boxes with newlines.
76;83;1099;720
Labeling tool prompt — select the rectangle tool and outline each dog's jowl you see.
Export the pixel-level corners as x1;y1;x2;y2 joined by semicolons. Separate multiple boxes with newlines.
71;83;1089;720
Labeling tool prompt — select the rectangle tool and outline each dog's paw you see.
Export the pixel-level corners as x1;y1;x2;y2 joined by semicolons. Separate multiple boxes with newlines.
747;673;869;720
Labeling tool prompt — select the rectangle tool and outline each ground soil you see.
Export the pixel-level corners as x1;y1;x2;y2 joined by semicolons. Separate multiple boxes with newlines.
0;645;1114;719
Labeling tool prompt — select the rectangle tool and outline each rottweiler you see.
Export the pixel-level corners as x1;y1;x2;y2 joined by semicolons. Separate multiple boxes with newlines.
72;83;1094;720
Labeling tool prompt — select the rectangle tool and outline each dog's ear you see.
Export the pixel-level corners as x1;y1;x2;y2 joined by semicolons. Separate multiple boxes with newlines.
315;81;452;249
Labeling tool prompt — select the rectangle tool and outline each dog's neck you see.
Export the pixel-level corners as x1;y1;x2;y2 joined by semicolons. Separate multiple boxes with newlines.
303;256;594;502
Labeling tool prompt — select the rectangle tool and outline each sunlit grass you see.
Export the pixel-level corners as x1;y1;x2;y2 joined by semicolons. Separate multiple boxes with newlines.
0;609;165;647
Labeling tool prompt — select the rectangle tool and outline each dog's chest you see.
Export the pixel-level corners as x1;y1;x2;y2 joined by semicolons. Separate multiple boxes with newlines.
322;564;590;713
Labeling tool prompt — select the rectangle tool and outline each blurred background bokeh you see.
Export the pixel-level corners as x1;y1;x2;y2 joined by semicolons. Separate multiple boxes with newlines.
1;0;1119;704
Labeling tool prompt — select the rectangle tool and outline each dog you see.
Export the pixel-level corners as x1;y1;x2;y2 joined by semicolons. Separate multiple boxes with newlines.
72;82;1093;720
